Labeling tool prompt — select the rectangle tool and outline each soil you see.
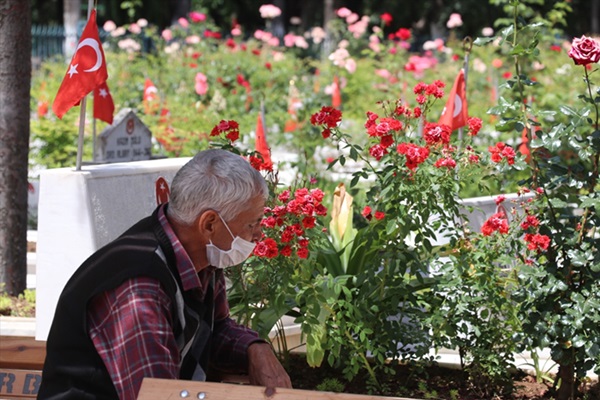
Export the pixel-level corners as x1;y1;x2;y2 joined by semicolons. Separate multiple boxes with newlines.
284;353;600;399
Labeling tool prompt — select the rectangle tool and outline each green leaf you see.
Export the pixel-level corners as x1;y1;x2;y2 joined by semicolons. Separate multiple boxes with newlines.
349;146;358;161
509;44;526;56
567;249;592;267
474;36;496;46
496;118;517;132
549;198;568;208
559;105;579;117
386;219;396;235
579;196;600;209
498;25;514;42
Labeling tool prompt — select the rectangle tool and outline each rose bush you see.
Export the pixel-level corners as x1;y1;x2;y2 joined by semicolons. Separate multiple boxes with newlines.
29;0;600;398
228;2;600;398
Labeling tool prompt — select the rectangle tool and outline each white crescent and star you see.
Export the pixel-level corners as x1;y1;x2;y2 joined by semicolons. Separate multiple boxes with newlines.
68;38;103;78
145;86;158;100
452;95;463;117
67;64;79;78
441;95;463;117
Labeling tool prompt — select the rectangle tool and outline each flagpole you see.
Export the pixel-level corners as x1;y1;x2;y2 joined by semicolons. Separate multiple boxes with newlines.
92;112;97;162
75;0;95;171
75;99;87;170
260;100;266;137
457;37;472;148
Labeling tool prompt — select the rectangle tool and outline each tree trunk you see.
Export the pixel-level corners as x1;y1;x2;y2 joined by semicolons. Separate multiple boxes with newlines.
0;0;32;296
555;363;575;400
322;0;334;60
592;0;599;34
428;0;445;40
169;0;191;25
63;0;80;59
271;0;286;39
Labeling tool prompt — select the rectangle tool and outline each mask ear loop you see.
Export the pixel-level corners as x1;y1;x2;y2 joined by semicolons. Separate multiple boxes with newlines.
217;213;236;240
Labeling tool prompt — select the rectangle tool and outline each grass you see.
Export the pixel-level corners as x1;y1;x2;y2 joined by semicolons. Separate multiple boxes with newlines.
0;289;36;317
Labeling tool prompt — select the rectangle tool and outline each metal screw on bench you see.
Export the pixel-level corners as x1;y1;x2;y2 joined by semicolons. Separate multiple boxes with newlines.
179;389;190;398
197;392;206;399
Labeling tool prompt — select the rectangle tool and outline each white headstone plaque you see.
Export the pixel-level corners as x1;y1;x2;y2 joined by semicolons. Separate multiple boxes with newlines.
95;108;153;163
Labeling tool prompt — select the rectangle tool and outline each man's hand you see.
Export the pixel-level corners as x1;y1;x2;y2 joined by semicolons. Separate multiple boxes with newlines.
247;342;292;388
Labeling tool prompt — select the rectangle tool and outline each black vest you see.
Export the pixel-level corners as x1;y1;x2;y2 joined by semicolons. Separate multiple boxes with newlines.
38;207;213;399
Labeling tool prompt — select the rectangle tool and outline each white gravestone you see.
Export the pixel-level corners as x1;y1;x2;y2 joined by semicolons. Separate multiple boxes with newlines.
95;108;153;163
35;157;190;340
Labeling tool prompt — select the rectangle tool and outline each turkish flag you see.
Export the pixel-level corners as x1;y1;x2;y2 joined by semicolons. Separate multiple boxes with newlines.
155;177;170;205
143;78;159;115
518;126;531;162
519;119;539;163
284;96;301;132
332;75;342;109
52;9;108;119
159;102;170;125
438;69;468;131
93;81;114;124
255;112;273;168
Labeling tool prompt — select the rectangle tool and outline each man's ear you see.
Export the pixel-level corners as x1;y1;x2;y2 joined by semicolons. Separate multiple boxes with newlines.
197;209;220;236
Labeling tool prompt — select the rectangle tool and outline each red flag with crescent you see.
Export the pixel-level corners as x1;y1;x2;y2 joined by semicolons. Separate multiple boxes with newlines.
438;69;468;131
283;85;302;132
143;78;160;115
155;177;170;205
93;81;115;124
519;117;539;163
255;112;273;169
332;75;342;109
52;9;108;119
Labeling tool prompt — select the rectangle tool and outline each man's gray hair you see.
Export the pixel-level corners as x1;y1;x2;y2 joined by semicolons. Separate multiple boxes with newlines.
168;149;268;225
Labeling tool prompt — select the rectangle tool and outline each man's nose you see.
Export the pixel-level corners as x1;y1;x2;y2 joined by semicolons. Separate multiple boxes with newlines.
251;226;263;242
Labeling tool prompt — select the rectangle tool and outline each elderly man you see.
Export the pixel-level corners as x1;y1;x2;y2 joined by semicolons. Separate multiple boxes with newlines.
39;149;291;399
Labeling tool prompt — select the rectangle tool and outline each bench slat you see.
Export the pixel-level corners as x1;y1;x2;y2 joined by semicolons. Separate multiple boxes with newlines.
0;336;46;370
0;369;41;398
137;378;416;400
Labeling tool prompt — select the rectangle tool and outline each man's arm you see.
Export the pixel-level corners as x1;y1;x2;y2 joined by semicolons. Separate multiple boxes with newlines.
210;271;290;387
247;342;292;388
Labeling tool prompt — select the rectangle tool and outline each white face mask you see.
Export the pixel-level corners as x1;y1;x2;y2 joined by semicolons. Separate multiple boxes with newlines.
206;214;256;269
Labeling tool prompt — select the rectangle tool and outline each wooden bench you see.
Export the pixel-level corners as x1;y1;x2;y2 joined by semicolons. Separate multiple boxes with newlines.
137;378;417;400
0;336;45;399
1;336;415;400
0;335;249;398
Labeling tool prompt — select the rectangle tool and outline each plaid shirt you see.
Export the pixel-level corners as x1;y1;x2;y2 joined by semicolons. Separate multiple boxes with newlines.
87;204;262;400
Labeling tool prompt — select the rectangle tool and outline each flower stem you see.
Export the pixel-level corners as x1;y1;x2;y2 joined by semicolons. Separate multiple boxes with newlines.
576;66;600;245
344;329;379;387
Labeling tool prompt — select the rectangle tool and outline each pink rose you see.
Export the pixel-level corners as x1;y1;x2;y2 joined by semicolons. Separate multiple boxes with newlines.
178;17;189;28
189;11;206;23
194;73;208;96
568;35;600;65
161;29;172;41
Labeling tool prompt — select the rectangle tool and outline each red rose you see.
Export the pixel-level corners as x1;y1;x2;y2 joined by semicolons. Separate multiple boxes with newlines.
296;247;309;259
380;13;393;26
467;117;482;136
361;206;372;219
481;212;509;236
568;35;600;66
395;28;411;41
